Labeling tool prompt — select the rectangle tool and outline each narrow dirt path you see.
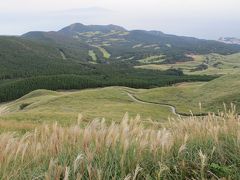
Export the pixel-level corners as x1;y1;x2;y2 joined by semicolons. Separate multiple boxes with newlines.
126;92;179;116
125;91;208;117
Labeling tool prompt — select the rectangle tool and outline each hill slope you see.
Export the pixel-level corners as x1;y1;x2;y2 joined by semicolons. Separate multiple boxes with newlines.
0;87;175;124
135;74;240;114
22;23;240;64
1;74;240;124
0;36;95;80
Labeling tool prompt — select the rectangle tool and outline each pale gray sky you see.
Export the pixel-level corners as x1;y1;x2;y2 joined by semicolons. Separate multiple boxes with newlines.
1;0;239;39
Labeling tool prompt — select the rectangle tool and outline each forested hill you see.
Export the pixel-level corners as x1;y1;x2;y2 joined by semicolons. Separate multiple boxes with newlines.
0;23;238;102
0;36;94;80
0;35;216;102
22;23;240;64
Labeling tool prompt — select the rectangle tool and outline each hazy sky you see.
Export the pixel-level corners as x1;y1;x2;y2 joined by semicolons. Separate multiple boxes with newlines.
1;0;239;39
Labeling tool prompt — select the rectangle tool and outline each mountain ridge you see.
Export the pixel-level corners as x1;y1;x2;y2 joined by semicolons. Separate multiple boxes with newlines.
22;23;240;64
59;23;127;34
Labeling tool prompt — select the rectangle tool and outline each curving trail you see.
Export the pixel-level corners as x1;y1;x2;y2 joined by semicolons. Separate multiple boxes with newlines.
0;88;208;117
126;92;179;116
125;91;208;117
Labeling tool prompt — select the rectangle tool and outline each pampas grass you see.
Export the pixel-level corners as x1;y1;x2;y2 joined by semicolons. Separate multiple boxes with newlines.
0;107;240;179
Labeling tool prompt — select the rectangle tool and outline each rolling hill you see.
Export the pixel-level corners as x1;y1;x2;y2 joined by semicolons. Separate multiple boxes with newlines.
134;74;240;114
0;87;175;129
1;74;240;128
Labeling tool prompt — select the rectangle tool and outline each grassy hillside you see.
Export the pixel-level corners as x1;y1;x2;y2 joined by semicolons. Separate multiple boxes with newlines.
0;109;240;179
135;74;240;114
0;88;176;131
1;74;239;129
1;73;239;131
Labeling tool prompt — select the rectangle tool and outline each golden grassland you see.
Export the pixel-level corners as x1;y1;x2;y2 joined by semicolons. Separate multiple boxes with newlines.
0;105;240;179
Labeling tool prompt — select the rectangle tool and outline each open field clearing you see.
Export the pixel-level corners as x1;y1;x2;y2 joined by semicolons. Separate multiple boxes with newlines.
88;50;97;62
0;108;240;179
136;53;240;75
137;55;165;64
94;46;111;59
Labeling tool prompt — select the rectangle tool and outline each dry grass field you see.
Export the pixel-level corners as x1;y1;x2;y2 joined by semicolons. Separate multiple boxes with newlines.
0;107;240;179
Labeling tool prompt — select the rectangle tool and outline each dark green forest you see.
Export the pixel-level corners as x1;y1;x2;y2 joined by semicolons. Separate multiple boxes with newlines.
0;66;215;102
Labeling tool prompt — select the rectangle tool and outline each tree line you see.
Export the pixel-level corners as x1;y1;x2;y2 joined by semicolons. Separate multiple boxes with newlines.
0;73;215;102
